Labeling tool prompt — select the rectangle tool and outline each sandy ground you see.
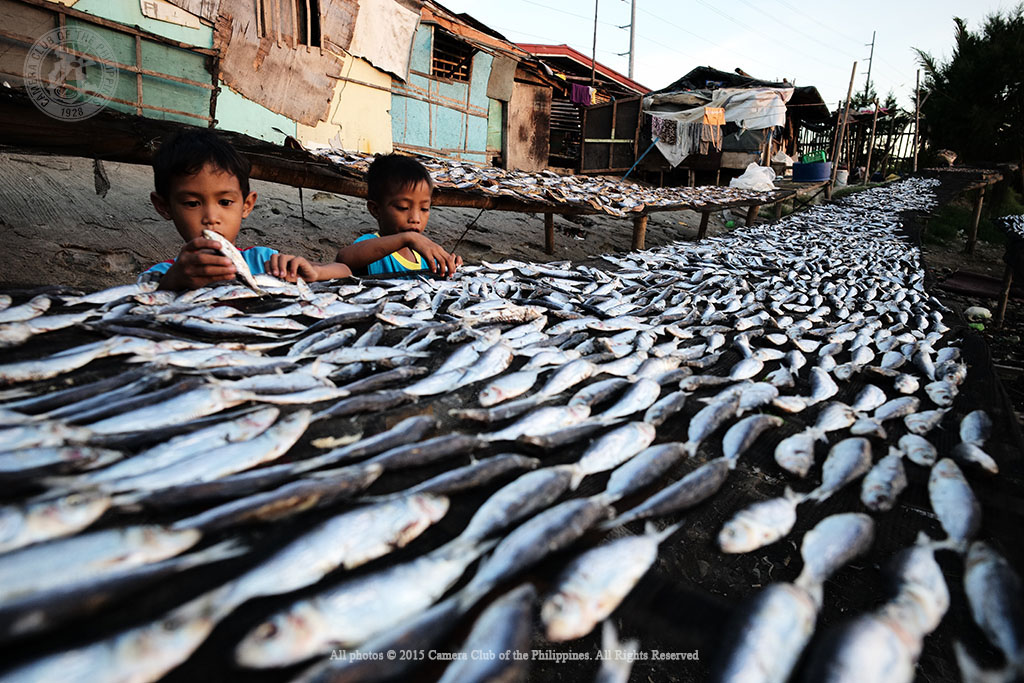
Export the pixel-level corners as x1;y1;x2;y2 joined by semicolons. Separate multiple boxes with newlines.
0;153;735;291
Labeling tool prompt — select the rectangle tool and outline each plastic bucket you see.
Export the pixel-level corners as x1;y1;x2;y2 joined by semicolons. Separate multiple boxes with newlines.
836;169;849;186
791;161;831;182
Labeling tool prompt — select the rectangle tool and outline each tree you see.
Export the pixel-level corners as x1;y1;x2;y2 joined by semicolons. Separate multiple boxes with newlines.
915;4;1024;178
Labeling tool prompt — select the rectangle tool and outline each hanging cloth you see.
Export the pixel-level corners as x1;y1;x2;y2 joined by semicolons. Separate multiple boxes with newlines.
570;83;591;106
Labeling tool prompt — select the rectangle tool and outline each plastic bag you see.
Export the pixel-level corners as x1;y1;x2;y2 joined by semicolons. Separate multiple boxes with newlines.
729;163;777;191
771;151;793;166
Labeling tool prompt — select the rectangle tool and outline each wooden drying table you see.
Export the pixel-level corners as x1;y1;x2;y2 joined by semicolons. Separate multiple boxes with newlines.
0;90;793;253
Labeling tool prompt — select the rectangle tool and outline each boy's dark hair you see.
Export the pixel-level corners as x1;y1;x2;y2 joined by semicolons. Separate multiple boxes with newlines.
152;128;251;199
366;154;433;204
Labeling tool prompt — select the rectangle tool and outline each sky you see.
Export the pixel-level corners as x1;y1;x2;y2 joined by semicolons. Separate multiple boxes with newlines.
435;0;1017;111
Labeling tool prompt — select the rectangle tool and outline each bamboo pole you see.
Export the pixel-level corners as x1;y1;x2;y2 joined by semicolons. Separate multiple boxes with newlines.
544;212;555;254
590;0;599;86
913;70;920;172
831;62;858;187
863;100;879;184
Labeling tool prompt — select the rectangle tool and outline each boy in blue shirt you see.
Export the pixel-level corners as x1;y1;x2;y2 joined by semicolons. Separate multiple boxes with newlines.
335;154;462;277
143;129;351;290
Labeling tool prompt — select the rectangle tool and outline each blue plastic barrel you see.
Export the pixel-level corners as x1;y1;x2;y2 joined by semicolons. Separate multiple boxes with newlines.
791;161;832;182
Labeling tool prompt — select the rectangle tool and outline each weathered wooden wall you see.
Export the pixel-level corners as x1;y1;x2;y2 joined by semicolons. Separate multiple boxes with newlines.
507;81;551;172
391;24;491;164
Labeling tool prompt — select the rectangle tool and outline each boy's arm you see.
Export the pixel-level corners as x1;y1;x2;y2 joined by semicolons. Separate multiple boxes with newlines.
335;234;411;273
336;233;462;277
266;253;351;283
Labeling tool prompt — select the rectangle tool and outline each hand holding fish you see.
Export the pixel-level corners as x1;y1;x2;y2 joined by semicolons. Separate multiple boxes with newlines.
158;236;236;291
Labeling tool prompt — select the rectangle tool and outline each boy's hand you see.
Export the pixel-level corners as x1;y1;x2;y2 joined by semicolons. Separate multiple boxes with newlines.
267;253;319;283
407;234;462;278
159;237;236;290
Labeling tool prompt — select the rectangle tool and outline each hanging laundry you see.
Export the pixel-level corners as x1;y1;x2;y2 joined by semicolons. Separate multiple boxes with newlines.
570;83;591;106
651;115;677;145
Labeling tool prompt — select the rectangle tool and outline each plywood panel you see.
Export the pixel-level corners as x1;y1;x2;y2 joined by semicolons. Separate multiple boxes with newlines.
507;81;550;172
214;0;342;127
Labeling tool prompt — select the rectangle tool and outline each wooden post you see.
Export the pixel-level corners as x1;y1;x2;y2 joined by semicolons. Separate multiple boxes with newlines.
996;264;1014;328
913;70;920;173
745;205;759;226
697;210;711;239
863;100;879;184
964;187;986;255
831;62;858;188
774;200;784;221
544;212;555;254
688;169;695;187
632;214;648;250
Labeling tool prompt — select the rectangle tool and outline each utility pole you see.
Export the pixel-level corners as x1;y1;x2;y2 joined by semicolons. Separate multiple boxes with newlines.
862;30;875;103
628;0;636;79
590;0;599;86
616;0;637;79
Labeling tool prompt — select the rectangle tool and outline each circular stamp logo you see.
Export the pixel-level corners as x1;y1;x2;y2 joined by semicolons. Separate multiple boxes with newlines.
23;26;119;121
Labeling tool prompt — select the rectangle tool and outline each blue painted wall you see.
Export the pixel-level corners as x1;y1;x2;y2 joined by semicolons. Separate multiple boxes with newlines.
392;25;491;164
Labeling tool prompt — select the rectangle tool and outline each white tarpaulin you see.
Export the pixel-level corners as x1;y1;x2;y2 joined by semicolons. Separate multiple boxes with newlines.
348;0;421;81
642;87;793;167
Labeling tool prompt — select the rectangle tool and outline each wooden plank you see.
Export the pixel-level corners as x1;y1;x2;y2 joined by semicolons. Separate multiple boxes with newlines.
964;186;986;255
631;214;648;250
544;212;554;254
745;205;759;226
697;211;710;239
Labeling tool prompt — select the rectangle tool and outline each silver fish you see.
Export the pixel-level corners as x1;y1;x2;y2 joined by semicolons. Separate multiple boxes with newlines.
959;410;992;445
774;431;817;478
110;410;311;493
860;448;908;512
904;408;947;435
951;441;999;474
572;422;656;487
924;380;957;407
962;541;1024;669
235;540;493;667
794;512;875;605
535;359;597;398
484;404;591;442
542;522;679;641
462;495;612;599
438;583;536;683
722;414;784;461
604;442;689;502
478;369;540;407
897;434;937;467
598;378;662;420
719;487;804;553
643;390;688;427
458;465;576;543
713;583;818;683
608;457;734;528
0;525;200;605
684;396;740;456
0;491;111;554
806;367;838;405
928;458;981;552
223;494;449;608
851;384;887;413
807;437;873;503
